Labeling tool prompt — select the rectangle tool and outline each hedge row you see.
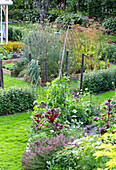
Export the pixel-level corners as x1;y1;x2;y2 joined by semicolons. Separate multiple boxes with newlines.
83;68;116;93
0;88;35;115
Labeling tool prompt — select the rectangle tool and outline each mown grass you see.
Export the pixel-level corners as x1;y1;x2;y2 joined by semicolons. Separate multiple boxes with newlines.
0;111;32;170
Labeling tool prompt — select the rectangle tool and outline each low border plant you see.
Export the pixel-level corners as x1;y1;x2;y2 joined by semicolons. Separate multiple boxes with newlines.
0;87;35;114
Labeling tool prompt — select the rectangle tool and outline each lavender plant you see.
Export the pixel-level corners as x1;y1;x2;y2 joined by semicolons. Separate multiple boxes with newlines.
21;134;68;170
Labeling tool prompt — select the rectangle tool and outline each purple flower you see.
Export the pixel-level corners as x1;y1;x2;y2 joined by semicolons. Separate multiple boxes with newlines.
94;116;99;120
26;94;29;97
100;117;104;120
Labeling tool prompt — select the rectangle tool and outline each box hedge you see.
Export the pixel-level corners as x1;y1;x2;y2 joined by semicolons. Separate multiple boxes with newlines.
0;87;35;115
83;68;116;93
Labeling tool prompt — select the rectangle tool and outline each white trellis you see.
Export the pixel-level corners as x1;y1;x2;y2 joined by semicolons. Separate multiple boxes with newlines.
0;0;13;44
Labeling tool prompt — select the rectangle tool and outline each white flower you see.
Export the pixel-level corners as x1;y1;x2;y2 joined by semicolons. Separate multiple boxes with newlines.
73;109;77;113
85;88;88;91
72;115;77;118
50;130;54;133
33;100;37;105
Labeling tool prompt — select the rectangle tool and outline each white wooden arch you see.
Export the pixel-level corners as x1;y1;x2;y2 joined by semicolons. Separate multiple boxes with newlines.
0;0;13;44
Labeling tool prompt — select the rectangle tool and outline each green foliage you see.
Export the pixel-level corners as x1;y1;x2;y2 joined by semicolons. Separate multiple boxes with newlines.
93;132;116;169
8;26;22;41
0;87;35;114
55;12;84;26
12;57;29;77
77;0;116;18
0;53;12;60
83;68;116;93
46;77;70;120
47;10;59;22
9;8;40;22
99;43;116;63
49;135;107;170
9;0;116;22
3;63;14;71
66;24;107;73
25;59;40;86
23;28;61;81
103;17;116;33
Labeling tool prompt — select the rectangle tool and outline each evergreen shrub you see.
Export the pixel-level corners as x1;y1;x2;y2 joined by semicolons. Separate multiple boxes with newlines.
0;87;35;114
83;68;116;93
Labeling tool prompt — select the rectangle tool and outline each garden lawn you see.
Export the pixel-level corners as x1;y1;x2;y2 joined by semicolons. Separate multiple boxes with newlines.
0;112;32;170
0;74;115;169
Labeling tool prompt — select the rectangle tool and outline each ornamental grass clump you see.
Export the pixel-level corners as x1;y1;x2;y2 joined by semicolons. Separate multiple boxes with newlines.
21;134;68;170
23;27;61;81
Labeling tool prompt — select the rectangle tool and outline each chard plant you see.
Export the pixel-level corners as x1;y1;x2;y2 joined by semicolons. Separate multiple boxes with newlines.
31;107;64;137
94;99;116;135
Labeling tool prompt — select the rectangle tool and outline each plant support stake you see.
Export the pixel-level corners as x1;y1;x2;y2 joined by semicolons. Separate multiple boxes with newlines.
0;60;4;89
29;53;31;63
80;53;84;92
65;51;69;76
59;25;69;78
44;57;48;82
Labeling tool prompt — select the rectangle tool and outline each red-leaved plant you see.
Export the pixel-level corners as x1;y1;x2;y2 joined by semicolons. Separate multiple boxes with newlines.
94;99;116;135
31;108;64;136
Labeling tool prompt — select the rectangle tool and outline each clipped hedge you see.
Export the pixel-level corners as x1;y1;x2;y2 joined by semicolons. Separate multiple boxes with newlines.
0;87;35;115
83;68;116;93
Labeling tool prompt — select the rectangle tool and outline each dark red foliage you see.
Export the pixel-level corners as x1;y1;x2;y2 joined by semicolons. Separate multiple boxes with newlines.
106;124;110;129
45;109;60;124
108;99;111;103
